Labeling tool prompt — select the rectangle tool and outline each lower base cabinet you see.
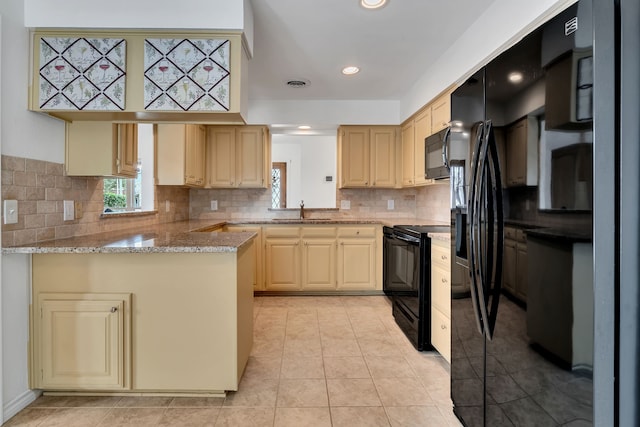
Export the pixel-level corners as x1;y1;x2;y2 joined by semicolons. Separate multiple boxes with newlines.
37;293;131;390
431;238;451;362
31;247;255;393
262;225;380;292
503;226;528;303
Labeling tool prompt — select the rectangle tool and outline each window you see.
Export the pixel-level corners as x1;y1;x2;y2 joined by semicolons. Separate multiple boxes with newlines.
103;124;155;214
272;162;287;208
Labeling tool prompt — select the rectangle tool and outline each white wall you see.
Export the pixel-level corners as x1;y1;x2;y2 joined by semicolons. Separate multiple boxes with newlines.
1;0;64;162
400;0;577;121
271;135;337;209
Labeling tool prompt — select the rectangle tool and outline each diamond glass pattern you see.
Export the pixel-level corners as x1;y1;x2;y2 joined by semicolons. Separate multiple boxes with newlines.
272;168;282;209
39;37;126;110
144;38;231;111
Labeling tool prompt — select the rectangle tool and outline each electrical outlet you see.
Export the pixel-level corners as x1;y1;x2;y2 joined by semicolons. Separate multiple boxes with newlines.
387;199;395;210
340;200;351;210
3;199;18;224
165;200;170;213
63;200;75;221
211;200;218;211
74;201;83;219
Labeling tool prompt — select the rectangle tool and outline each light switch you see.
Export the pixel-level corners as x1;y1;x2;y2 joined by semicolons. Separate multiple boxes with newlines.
63;200;75;221
211;200;218;211
387;199;395;210
3;199;18;224
340;200;351;210
165;200;171;212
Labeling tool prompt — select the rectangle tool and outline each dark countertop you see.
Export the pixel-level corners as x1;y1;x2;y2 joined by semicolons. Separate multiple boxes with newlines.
525;227;593;243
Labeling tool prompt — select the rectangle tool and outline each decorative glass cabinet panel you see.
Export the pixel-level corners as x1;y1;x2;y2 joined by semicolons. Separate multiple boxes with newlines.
144;38;230;111
39;37;126;110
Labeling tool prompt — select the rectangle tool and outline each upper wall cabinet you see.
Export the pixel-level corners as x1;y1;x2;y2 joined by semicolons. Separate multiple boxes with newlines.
337;125;400;189
29;30;248;124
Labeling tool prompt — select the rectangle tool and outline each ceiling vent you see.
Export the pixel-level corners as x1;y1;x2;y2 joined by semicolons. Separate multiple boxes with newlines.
286;79;310;88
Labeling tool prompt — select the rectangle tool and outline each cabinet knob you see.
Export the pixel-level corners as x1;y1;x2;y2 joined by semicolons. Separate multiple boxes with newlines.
110;307;118;313
441;255;447;260
441;324;447;330
441;277;448;284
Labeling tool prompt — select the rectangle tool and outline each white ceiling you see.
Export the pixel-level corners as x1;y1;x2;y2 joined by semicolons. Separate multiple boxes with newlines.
247;0;497;102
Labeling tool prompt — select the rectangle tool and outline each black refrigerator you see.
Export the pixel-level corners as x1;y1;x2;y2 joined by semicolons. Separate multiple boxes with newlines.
449;1;596;425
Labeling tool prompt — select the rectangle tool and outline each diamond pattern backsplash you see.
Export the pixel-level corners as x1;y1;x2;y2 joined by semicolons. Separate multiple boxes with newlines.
144;38;230;111
39;37;126;110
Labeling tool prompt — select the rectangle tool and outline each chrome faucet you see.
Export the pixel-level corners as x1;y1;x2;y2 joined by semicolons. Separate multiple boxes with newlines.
299;200;305;220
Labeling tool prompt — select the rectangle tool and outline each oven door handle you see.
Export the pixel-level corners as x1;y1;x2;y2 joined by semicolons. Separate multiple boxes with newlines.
393;234;421;245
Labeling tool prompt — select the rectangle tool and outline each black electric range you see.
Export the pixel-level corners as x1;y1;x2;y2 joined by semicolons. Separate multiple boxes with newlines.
383;225;449;350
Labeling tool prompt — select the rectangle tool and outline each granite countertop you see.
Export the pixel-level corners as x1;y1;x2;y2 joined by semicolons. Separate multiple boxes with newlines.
428;232;451;242
3;217;449;254
2;220;249;254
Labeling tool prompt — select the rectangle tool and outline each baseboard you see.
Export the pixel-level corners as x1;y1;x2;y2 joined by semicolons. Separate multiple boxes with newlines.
4;389;42;422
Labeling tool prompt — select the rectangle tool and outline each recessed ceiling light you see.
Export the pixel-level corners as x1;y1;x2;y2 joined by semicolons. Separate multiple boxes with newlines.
360;0;387;9
342;66;360;75
508;71;524;84
298;125;311;130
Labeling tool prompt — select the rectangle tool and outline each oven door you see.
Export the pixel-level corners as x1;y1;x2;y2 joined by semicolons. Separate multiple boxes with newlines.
383;231;420;296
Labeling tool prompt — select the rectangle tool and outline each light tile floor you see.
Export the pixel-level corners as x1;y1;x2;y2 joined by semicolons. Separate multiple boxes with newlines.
3;296;463;427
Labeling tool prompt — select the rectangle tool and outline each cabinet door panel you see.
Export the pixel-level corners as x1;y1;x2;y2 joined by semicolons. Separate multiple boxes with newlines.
341;128;370;187
401;122;415;186
431;306;451;362
39;295;129;390
265;238;301;291
302;239;337;290
431;263;451;317
413;108;432;185
207;127;236;187
516;243;528;301
503;239;517;295
237;127;265;188
337;238;376;290
370;127;396;188
117;123;138;177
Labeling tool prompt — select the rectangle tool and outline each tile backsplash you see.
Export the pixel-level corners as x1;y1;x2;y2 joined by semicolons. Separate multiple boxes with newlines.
1;154;453;245
190;182;451;223
1;155;189;246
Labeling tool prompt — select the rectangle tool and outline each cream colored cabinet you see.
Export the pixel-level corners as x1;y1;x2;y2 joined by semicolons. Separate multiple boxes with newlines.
503;226;528;302
430;91;452;134
336;226;377;291
30;31;248;124
264;227;302;291
301;227;338;291
34;292;131;390
65;121;138;177
259;224;381;293
225;225;263;291
505;116;539;187
156;124;206;187
338;126;400;188
206;126;270;188
401;108;434;187
431;239;451;362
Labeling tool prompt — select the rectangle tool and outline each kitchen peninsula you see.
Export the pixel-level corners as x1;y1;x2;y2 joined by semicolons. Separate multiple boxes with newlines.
3;220;257;395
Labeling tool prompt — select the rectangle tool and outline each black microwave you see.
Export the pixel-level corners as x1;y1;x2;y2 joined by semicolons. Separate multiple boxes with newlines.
425;127;451;180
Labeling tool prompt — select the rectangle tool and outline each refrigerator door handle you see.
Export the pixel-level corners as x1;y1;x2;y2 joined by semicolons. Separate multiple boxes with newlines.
472;120;504;340
441;126;452;170
467;121;487;335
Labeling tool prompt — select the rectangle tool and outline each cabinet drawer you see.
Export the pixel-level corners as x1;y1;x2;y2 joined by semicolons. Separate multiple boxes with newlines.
301;226;337;238
431;306;451;362
264;226;301;238
431;243;451;269
337;226;377;238
516;229;526;242
505;227;518;240
431;264;451;317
